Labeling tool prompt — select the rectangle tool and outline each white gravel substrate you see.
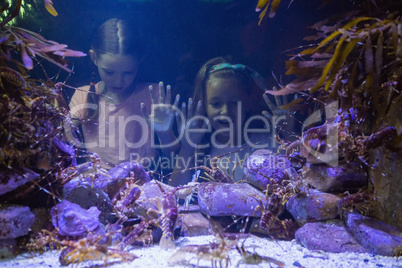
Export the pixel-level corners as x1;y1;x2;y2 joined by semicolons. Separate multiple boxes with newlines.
0;235;400;268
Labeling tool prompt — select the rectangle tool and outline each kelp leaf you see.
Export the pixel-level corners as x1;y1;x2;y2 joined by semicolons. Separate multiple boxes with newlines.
398;23;402;58
258;3;270;26
347;58;359;101
317;17;374;49
331;70;343;94
304;32;329;41
375;30;387;120
317;25;339;33
366;73;378;111
309;18;331;30
311;36;347;93
58;50;87;57
324;38;358;91
35;53;71;73
310;52;333;59
44;0;58;16
20;44;33;69
364;34;374;74
285;60;327;76
53;50;87;57
35;44;68;53
0;34;10;44
375;30;383;78
4;26;86;73
16;64;28;76
299;47;318;55
265;79;319;95
268;0;282;18
256;0;270;12
286;66;322;76
290;60;329;68
25;45;36;57
279;98;303;110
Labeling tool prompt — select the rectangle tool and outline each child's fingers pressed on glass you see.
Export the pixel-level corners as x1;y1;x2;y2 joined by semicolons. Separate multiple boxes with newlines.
158;81;165;104
149;85;158;105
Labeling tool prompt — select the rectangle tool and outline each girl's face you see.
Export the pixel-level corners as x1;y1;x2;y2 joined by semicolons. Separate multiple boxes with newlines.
92;52;140;97
205;77;248;143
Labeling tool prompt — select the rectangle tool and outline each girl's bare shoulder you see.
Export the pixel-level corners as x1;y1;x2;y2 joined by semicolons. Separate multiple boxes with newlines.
71;85;91;100
69;85;93;119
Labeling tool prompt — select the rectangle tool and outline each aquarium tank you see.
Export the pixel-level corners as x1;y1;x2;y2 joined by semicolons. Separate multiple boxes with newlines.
0;0;401;267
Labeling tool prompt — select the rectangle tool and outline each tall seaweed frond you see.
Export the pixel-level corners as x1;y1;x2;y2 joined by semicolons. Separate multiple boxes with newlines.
255;0;285;24
0;1;85;169
263;4;401;132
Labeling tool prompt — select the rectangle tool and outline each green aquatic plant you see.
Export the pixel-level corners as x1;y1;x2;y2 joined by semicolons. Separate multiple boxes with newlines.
1;25;86;71
256;0;402;230
0;0;84;169
1;0;33;25
1;0;57;26
260;2;401;135
255;0;284;24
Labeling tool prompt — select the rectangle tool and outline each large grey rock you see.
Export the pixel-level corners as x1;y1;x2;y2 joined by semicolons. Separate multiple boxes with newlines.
302;163;367;192
345;212;402;256
126;180;173;218
0;168;38;196
248;217;298;240
181;212;210;236
64;184;112;225
101;161;150;198
286;190;341;226
0;206;35;239
50;200;103;237
198;182;266;216
244;150;291;191
295;220;367;253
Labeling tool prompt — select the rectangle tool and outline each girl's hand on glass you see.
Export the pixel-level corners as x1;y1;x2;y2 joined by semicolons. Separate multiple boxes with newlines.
141;81;180;134
175;98;209;149
262;90;289;119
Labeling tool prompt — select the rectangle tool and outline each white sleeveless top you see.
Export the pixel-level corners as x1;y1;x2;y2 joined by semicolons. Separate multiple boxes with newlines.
69;82;157;169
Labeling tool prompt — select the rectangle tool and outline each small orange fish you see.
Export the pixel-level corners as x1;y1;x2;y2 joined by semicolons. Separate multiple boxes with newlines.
44;0;58;16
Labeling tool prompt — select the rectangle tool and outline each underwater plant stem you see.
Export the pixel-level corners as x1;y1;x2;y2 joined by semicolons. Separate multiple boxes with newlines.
0;0;22;28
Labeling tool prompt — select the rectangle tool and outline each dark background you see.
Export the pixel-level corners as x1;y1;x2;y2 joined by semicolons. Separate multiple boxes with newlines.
15;0;342;100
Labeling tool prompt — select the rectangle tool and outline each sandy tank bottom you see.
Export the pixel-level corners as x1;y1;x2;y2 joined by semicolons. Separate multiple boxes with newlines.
0;235;400;268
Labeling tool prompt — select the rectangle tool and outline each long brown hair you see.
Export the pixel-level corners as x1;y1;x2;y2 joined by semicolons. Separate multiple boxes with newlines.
87;18;146;120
